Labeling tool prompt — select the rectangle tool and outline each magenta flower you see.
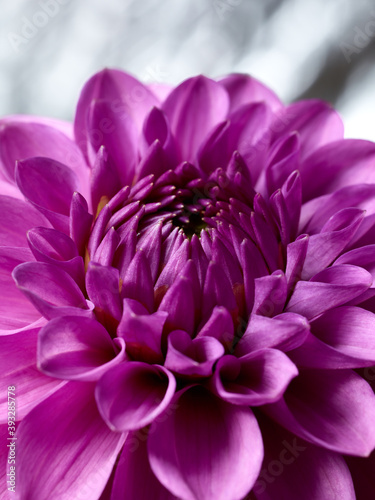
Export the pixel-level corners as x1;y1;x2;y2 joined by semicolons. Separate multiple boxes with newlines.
1;69;375;500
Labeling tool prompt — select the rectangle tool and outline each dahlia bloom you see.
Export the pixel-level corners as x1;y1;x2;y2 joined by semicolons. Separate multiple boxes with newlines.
1;68;375;500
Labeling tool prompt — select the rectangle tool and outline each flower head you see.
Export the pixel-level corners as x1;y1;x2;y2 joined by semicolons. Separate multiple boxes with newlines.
1;69;375;499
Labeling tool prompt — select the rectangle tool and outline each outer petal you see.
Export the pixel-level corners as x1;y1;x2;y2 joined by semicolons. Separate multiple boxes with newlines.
111;431;178;500
13;261;92;319
162;75;229;162
271;100;344;159
0;119;89;187
16;157;79;233
0;247;41;330
0;195;50;247
148;386;263;500
300;139;375;202
96;362;176;432
264;369;375;456
0;328;63;422
289;306;375;368
74;68;159;161
253;415;355;500
15;382;125;500
219;73;282;112
286;264;372;320
38;316;126;381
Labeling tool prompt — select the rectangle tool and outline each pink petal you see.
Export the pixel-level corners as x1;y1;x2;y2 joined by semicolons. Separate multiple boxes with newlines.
264;369;375;456
0;328;63;422
87;99;138;186
162;76;229;162
110;431;178;500
74;68;159;162
253;415;355;500
15;382;125;500
289;306;375;368
96;362;176;432
0;247;40;330
286;264;372;320
211;349;298;406
13;261;92;320
235;312;309;355
165;329;224;377
219;73;282;112
16;157;79;234
0;119;89;189
271;100;344;160
38;316;126;381
118;298;167;364
300;139;375;202
0;195;50;247
301;207;365;279
148;385;264;500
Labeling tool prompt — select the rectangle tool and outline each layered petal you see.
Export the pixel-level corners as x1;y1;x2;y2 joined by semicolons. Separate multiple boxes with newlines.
148;385;263;500
15;382;125;500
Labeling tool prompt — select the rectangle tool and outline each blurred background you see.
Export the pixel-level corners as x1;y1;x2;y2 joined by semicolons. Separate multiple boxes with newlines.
1;0;374;140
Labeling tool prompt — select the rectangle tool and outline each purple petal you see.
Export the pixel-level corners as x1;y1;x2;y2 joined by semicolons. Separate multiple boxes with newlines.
301;208;364;279
27;226;85;289
212;349;298;406
91;146;121;213
196;305;234;349
289;306;375;368
111;430;177;500
271;100;344;160
0;119;89;189
74;68;159;161
118;298;167;364
87;99;137;186
0;328;63;422
165;329;224;377
148;385;264;500
0;195;50;247
300;139;375;202
253;271;287;317
15;382;125;500
163;76;229;162
300;184;375;234
86;262;122;329
70;192;93;256
265;133;300;196
235;313;309;355
264;369;375;456
16;157;79;233
95;362;176;432
253;415;355;500
13;261;92;320
38;315;125;381
286;264;373;320
0;247;42;331
285;235;309;293
219;73;282;112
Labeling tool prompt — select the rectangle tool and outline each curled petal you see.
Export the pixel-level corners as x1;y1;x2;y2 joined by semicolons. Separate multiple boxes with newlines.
95;362;176;432
211;349;298;406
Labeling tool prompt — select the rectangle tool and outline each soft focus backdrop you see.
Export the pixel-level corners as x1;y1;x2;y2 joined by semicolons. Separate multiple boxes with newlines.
1;0;374;140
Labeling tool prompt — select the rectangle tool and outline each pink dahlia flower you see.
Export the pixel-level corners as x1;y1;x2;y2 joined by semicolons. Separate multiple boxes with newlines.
1;69;375;500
